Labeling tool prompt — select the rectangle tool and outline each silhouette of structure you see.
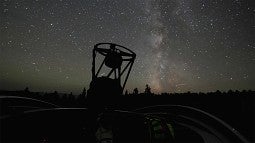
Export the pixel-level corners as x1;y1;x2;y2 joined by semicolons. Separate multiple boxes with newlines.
144;84;151;95
133;88;139;95
87;43;136;108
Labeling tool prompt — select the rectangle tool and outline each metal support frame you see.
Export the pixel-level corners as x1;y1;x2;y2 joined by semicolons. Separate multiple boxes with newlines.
91;43;136;94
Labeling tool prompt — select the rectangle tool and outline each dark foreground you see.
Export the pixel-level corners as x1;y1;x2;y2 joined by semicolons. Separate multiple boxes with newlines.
0;90;254;142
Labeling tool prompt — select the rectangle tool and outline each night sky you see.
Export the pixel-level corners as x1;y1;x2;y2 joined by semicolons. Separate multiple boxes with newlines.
1;0;254;94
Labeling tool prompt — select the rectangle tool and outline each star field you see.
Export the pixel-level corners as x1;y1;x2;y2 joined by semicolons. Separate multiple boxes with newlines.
0;0;254;94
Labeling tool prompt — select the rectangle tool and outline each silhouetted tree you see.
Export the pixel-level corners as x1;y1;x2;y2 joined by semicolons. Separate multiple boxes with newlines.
216;90;221;95
24;87;30;93
54;91;58;95
228;89;233;94
144;84;151;95
67;92;75;106
82;87;86;97
52;91;59;102
133;88;138;95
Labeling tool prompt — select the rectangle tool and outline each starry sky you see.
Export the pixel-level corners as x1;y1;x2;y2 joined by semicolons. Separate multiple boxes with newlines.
1;0;254;94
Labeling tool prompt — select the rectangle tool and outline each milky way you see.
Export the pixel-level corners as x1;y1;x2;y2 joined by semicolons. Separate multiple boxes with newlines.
1;0;254;94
